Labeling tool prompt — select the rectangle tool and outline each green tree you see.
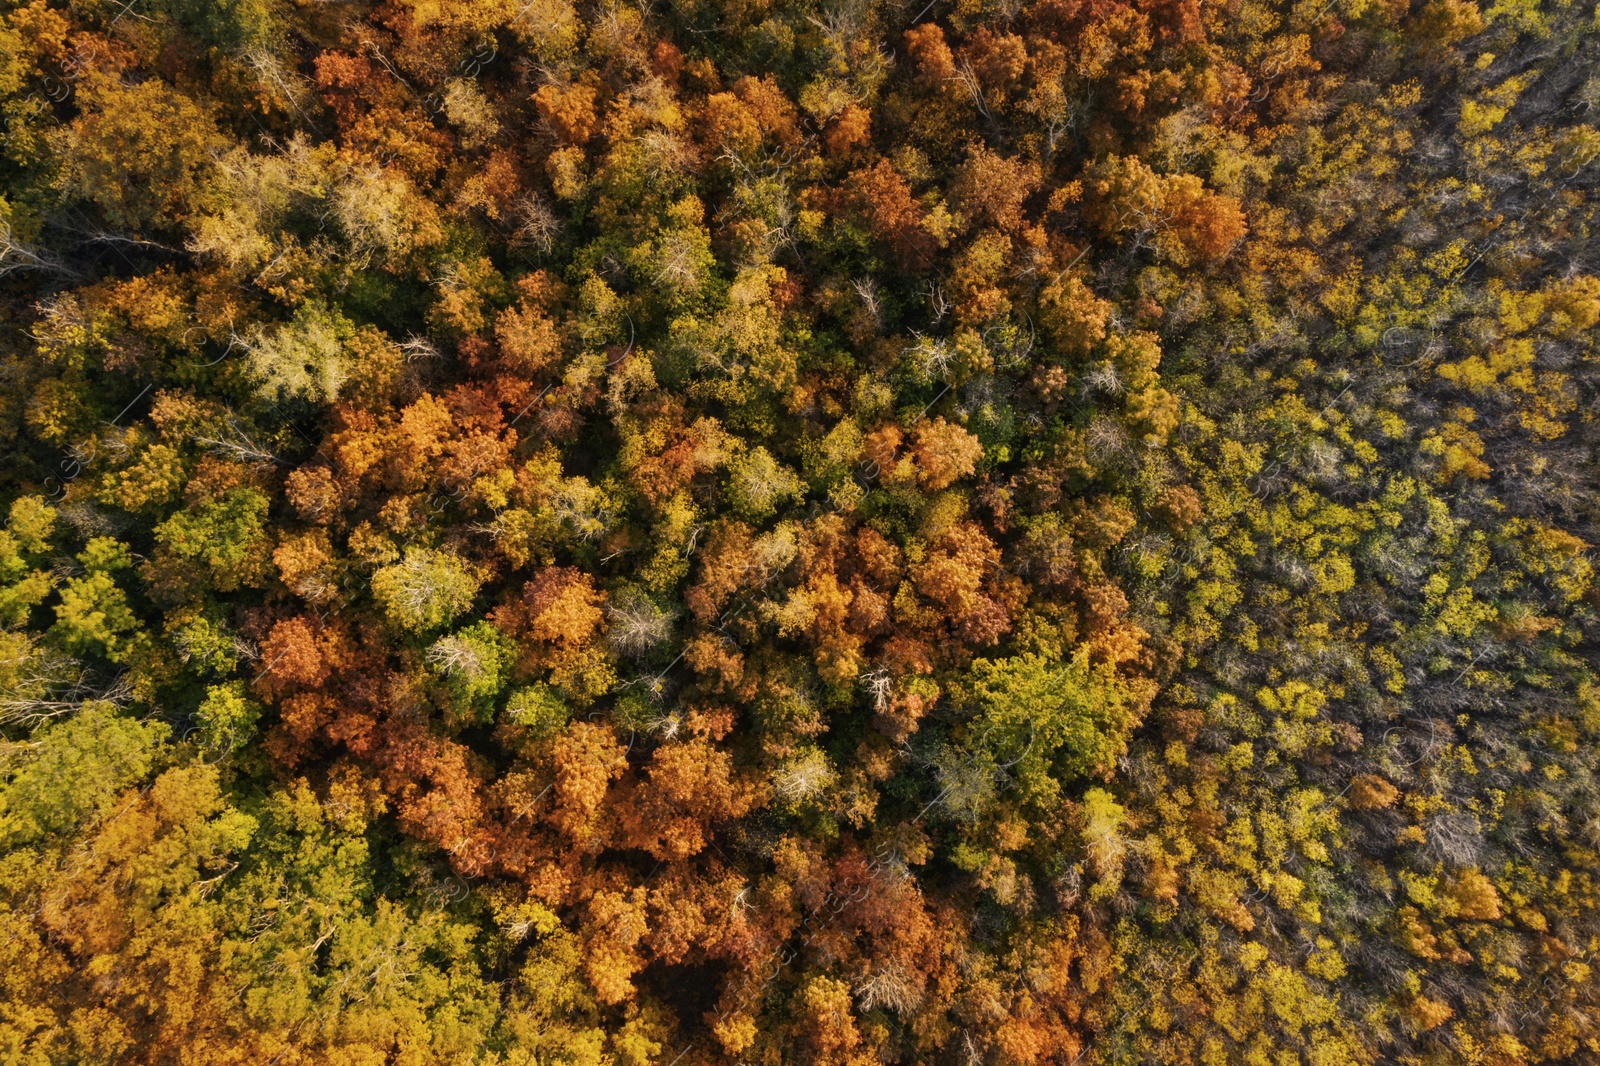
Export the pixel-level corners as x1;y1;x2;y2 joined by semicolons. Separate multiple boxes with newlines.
963;650;1146;807
372;548;484;633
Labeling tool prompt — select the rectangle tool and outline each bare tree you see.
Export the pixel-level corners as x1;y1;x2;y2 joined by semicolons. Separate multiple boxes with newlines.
0;655;132;728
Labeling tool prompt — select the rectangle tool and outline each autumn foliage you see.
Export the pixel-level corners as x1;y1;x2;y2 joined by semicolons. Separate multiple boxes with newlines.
1;0;1599;1064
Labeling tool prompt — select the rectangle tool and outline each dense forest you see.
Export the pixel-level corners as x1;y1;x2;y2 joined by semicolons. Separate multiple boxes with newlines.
0;0;1597;1061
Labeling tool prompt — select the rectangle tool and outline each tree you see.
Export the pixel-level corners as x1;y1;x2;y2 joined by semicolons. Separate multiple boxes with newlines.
52;74;224;232
909;417;984;491
51;544;139;662
371;548;484;633
153;486;273;592
951;145;1039;233
0;496;56;628
725;445;804;519
840;160;936;267
426;620;514;723
0;705;168;848
964;650;1147;806
245;303;358;404
166;0;280;53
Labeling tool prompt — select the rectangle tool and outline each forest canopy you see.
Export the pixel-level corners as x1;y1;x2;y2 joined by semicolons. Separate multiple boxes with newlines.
1;0;1598;1063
